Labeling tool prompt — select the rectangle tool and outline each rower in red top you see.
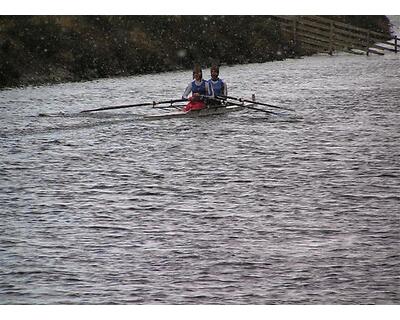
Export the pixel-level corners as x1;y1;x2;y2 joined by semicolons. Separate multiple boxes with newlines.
182;65;213;112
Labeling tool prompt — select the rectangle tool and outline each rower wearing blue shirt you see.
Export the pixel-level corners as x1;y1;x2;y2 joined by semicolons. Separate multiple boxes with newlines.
182;65;213;111
208;65;227;98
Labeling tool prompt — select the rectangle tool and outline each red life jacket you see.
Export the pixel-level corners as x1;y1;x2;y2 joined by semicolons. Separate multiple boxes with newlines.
183;98;205;112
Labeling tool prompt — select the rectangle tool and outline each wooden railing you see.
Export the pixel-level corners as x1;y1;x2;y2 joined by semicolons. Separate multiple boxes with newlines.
275;16;399;56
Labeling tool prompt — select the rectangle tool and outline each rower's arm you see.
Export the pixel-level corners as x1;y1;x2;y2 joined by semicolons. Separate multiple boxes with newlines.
222;80;228;97
182;83;192;99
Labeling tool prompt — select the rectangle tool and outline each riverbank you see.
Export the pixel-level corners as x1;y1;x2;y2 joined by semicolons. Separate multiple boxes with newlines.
0;16;391;89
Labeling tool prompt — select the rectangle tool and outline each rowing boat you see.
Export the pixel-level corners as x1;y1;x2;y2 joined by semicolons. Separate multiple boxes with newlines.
143;104;247;120
79;94;291;118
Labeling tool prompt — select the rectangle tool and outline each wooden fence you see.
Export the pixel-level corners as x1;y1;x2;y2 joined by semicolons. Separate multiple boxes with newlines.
275;16;399;56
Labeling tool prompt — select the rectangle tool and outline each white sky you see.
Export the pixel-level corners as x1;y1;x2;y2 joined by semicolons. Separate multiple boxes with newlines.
3;0;400;15
2;305;399;320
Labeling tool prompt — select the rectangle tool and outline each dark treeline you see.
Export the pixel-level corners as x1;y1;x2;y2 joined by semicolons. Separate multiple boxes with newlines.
0;15;391;89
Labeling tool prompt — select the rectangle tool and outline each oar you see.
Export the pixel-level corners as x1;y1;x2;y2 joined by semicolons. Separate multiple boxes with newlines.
218;95;294;112
223;100;282;116
246;105;283;115
80;98;188;113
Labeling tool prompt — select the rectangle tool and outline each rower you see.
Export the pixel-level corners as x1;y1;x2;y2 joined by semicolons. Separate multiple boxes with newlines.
182;65;213;112
208;65;227;99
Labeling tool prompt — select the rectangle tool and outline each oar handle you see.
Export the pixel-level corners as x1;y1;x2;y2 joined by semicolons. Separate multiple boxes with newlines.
158;98;188;105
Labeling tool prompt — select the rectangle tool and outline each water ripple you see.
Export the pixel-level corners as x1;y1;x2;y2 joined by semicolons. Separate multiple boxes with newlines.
1;53;399;304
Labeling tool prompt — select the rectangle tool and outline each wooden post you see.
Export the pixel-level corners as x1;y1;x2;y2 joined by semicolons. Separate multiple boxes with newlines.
366;30;370;56
292;18;297;43
395;36;398;53
329;21;334;55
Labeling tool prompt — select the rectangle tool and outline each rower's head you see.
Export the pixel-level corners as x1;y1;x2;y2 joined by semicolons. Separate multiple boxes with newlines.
210;65;219;81
193;65;203;81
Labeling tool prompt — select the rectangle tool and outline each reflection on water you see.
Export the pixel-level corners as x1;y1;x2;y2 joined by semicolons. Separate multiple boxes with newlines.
0;53;399;304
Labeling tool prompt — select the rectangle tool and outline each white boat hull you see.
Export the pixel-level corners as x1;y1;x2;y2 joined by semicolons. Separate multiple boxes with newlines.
143;105;245;120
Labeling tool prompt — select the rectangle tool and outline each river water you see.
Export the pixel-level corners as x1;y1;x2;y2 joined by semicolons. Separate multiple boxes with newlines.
0;52;399;304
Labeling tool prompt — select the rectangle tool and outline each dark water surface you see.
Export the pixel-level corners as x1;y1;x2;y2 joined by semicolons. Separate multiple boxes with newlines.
1;53;399;304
